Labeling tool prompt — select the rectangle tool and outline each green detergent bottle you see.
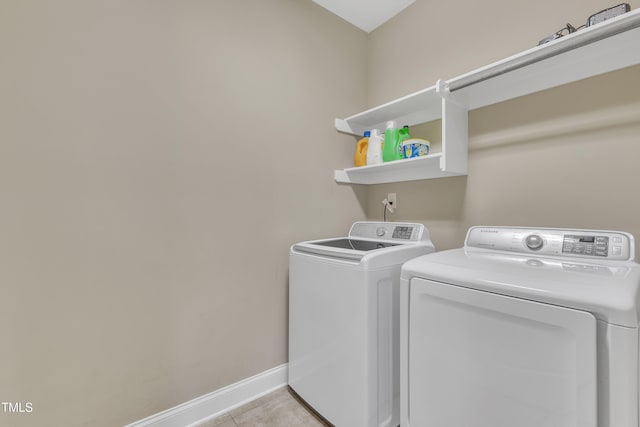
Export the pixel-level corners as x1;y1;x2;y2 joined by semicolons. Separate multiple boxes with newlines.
382;120;402;162
398;125;410;158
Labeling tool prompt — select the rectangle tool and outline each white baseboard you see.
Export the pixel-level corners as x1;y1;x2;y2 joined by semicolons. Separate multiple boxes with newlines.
124;363;289;427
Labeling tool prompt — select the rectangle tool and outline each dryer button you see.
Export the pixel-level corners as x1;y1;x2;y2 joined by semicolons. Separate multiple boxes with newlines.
525;234;544;251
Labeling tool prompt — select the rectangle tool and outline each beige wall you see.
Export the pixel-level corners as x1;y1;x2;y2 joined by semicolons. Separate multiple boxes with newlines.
366;0;640;250
0;1;366;426
3;0;639;425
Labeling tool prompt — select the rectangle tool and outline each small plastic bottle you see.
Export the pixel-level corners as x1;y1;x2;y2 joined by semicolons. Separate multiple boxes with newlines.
354;131;370;167
366;129;383;165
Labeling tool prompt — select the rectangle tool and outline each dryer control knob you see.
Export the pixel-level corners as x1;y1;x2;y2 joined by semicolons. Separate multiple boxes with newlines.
376;227;386;237
525;234;544;251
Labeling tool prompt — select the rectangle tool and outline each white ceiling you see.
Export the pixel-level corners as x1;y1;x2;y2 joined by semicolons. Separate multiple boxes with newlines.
312;0;416;33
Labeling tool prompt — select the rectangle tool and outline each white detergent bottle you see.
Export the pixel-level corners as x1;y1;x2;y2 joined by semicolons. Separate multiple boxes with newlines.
366;129;383;165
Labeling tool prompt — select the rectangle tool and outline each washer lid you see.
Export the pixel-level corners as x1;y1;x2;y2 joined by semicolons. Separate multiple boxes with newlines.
309;238;400;251
402;248;640;327
291;221;435;264
293;237;409;262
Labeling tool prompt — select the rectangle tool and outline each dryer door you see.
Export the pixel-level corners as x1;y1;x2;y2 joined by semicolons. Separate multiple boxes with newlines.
408;278;597;427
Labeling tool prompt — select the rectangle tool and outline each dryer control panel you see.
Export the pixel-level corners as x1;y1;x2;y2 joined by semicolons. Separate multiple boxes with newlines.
466;226;635;261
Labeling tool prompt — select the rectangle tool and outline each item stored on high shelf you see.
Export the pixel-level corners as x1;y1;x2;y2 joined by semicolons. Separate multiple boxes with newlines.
402;138;431;158
398;125;411;155
382;121;403;162
366;129;384;165
354;131;370;167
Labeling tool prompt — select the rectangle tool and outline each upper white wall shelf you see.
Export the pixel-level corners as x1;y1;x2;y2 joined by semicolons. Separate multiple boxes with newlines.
335;84;442;137
334;8;640;184
448;7;640;110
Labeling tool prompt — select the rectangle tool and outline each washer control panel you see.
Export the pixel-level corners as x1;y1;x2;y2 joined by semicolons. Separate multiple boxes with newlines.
466;226;635;261
349;221;425;242
392;226;415;240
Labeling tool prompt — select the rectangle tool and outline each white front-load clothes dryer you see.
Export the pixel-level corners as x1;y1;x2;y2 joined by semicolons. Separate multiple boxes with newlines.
400;226;640;427
289;222;435;427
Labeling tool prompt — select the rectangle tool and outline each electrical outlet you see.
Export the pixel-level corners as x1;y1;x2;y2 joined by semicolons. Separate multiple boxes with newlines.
387;193;397;210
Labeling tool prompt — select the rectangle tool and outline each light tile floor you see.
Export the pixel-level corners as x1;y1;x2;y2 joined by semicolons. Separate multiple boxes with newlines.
195;387;332;427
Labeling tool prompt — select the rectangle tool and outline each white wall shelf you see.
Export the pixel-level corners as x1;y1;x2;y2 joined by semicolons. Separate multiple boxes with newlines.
448;8;640;110
334;8;640;185
335;153;466;185
334;84;442;137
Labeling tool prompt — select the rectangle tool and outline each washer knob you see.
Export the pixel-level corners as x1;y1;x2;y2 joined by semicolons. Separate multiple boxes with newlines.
525;234;544;251
376;227;386;237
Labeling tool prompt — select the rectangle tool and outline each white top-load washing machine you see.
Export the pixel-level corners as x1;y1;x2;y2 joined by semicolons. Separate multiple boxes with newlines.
400;226;640;427
289;221;435;427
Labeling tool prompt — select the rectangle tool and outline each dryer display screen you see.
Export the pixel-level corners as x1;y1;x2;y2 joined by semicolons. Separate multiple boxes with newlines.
563;235;608;257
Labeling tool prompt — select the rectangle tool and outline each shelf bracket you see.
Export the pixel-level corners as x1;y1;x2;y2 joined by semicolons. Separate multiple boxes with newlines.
436;79;466;108
435;79;451;99
437;79;468;175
